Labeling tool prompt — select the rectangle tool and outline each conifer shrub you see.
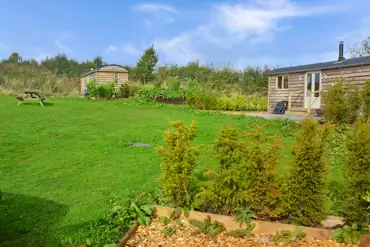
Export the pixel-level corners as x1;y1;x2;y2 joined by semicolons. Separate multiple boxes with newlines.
322;81;349;124
361;81;370;120
194;125;281;216
241;125;282;218
194;127;243;214
282;118;332;226
342;122;370;225
156;120;201;207
346;83;362;123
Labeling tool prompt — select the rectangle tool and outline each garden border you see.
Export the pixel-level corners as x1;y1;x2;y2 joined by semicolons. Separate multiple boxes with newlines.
153;206;370;246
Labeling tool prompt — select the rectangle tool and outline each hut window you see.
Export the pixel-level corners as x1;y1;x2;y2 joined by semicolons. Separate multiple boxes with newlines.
277;75;288;90
114;72;118;79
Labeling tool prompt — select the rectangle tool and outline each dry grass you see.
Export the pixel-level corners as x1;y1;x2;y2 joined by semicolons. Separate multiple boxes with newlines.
0;64;80;97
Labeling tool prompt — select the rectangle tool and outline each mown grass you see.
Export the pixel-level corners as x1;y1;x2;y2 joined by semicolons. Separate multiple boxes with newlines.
0;96;342;246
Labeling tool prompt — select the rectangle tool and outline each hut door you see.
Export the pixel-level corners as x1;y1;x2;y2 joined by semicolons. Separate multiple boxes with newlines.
304;72;321;109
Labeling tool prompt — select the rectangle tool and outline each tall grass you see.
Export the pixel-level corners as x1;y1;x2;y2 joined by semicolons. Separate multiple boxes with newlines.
0;64;80;97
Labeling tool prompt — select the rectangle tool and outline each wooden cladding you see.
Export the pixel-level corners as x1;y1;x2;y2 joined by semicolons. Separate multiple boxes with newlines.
268;72;305;111
268;64;370;112
80;71;129;95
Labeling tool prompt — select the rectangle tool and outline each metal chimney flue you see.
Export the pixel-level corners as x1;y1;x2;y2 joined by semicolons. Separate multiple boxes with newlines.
338;41;345;61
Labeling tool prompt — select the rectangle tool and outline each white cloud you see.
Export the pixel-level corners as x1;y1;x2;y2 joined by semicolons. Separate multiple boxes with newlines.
54;33;70;53
132;3;178;13
154;33;205;64
151;0;346;64
214;0;346;39
133;3;178;27
106;45;141;56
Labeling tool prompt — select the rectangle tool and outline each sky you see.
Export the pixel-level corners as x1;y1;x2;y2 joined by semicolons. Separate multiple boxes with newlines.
1;0;370;68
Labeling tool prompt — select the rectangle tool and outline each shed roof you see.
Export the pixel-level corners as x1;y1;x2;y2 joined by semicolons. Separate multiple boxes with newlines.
81;64;128;77
269;56;370;75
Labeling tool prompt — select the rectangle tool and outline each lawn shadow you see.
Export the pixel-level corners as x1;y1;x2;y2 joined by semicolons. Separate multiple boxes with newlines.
0;192;69;246
19;102;54;107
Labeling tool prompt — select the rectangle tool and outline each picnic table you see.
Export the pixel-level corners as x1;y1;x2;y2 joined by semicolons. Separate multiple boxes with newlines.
16;90;46;106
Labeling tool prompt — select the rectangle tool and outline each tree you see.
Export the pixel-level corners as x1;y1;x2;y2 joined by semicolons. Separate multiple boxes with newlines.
7;52;22;64
350;37;370;57
135;45;158;84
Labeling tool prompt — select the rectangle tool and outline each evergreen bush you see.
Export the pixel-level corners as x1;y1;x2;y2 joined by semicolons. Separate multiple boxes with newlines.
282;118;332;226
156;120;201;207
194;125;281;216
361;81;370;120
342;122;370;225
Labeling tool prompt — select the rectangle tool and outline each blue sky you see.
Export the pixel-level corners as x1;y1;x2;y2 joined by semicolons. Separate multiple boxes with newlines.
1;0;370;68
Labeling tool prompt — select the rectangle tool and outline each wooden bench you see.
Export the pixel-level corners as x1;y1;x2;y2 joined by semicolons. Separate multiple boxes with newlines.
16;90;46;106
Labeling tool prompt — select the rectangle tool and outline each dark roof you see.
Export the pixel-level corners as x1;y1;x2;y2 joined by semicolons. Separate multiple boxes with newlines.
269;56;370;75
81;64;128;77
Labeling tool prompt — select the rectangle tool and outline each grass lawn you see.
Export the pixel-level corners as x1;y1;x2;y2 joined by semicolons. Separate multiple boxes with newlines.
0;96;341;246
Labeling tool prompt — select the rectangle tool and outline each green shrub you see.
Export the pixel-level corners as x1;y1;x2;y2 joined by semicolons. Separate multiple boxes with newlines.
361;81;370;120
118;83;138;98
347;83;362;123
156;120;201;207
332;223;361;245
322;81;349;124
194;127;242;214
342;122;370;225
61;192;155;247
241;125;281;217
186;91;219;110
86;79;99;97
194;125;281;216
135;87;186;102
86;80;116;98
165;76;181;90
282;118;332;226
186;91;268;111
323;81;365;124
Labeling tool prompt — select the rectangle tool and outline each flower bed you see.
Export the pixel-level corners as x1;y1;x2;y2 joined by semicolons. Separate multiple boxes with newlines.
130;206;369;247
123;206;370;247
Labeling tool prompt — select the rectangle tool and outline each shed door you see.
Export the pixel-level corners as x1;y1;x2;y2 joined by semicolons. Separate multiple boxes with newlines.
304;72;321;109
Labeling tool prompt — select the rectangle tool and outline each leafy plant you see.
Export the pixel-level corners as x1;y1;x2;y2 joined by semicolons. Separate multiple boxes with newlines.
160;216;170;225
163;226;177;237
156;120;201;207
342;122;370;225
363;192;370;207
272;227;307;244
234;207;256;228
225;229;254;237
332;223;361;244
282;118;332;226
188;215;225;237
61;193;155;247
225;207;256;238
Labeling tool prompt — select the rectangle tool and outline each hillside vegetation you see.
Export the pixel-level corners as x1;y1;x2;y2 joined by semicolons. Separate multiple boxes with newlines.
0;50;270;97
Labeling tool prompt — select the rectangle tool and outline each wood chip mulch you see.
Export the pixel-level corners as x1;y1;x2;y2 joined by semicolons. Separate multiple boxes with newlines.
126;220;357;247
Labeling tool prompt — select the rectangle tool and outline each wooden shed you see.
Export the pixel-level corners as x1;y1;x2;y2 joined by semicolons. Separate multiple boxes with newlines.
268;42;370;115
80;65;129;96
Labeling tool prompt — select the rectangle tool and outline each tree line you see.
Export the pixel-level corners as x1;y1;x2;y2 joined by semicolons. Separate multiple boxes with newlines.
2;36;369;94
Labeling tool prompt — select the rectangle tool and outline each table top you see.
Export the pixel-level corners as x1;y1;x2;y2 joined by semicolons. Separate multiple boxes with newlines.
24;90;40;95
